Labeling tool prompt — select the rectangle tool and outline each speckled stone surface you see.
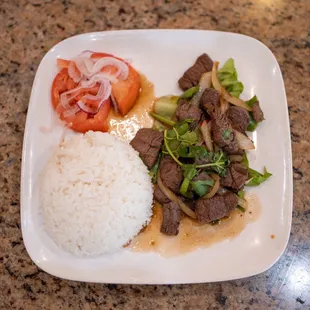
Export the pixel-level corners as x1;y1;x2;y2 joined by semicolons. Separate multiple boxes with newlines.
0;0;309;309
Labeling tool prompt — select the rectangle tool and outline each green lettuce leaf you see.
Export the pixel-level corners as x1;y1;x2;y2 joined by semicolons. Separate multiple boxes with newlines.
246;167;272;186
218;58;244;98
191;179;214;197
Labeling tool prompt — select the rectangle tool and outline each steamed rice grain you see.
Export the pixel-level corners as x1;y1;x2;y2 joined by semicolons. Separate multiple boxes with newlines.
40;131;153;256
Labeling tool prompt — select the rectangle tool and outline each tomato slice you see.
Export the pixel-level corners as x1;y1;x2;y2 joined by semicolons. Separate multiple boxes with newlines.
51;68;111;133
91;53;141;116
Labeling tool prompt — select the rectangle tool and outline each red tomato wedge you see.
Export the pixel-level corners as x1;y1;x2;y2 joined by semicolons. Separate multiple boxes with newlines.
51;68;110;133
51;52;140;133
91;53;141;116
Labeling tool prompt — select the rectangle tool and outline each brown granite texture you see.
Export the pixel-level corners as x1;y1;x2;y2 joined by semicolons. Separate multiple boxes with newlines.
0;0;309;309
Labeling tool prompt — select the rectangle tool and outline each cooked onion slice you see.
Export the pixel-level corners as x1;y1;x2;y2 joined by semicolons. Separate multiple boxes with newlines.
190;72;211;107
203;174;220;199
228;155;243;162
200;120;214;152
212;61;252;111
237;197;248;209
157;172;197;219
234;130;255;150
80;72;118;87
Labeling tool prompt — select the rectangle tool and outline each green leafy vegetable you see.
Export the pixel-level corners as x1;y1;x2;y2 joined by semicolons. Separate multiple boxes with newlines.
197;151;229;176
179;86;200;99
149;154;162;184
218;58;244;98
242;152;249;167
246;167;272;186
236;205;246;212
154;96;178;118
180;165;198;197
245;95;258;108
191;179;214;197
247;116;258;132
245;96;261;131
237;190;245;199
150;112;176;126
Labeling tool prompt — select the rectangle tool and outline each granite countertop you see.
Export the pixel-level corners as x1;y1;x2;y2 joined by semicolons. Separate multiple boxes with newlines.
0;0;309;309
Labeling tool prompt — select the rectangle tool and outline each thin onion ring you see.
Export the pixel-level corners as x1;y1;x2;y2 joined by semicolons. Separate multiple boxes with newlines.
203;173;220;199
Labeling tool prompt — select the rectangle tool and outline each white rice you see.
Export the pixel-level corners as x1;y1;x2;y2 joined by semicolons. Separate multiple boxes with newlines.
40;131;153;256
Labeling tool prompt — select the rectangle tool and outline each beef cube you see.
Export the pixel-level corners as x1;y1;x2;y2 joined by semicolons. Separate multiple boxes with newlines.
200;88;220;117
195;192;238;224
227;106;250;133
130;128;163;169
159;156;183;194
221;163;248;190
178;54;214;90
154;185;170;204
160;201;181;236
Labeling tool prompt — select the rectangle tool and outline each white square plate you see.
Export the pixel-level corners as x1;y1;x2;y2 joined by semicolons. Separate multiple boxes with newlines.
21;30;292;284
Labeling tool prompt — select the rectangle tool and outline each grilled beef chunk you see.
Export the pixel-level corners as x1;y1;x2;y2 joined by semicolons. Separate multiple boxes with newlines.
195;192;238;224
175;99;205;129
159;156;183;194
161;201;181;236
130;128;163;169
251;102;264;123
221;163;248;190
175;99;204;122
154;185;170;204
210;113;243;155
200;88;221;117
227;106;250;133
178;54;214;90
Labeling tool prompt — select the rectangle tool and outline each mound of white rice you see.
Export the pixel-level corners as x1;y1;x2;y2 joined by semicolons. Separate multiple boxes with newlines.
41;131;153;256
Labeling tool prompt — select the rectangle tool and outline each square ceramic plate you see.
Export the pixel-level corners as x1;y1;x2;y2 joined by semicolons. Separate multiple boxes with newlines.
21;30;292;284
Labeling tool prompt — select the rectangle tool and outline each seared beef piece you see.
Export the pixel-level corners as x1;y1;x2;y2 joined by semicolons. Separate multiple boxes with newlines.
227;106;250;133
195;192;238;224
252;102;264;123
161;201;181;236
223;142;244;155
159;156;183;194
221;163;248;190
175;99;204;122
130;128;163;169
178;54;214;90
200;88;221;117
211;113;243;155
154;185;170;204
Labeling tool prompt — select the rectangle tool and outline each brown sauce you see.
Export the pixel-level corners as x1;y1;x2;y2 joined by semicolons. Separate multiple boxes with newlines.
108;74;155;142
130;193;261;257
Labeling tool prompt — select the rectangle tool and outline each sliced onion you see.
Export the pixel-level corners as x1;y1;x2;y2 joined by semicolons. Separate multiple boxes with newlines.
157;172;197;219
110;93;119;113
80;72;118;87
237;197;248;209
234;129;255;150
77;98;108;114
228;155;243;162
212;61;252;111
220;97;229;114
68;61;82;83
74;56;95;77
190;72;211;107
63;104;80;117
200;120;213;152
83;79;111;100
203;174;220;199
91;57;129;79
77;80;112;114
